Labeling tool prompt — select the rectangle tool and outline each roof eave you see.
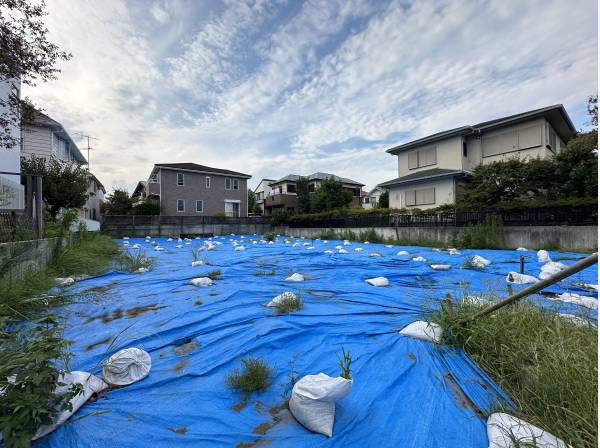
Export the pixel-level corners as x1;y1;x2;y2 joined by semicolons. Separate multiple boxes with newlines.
378;171;469;188
155;165;252;179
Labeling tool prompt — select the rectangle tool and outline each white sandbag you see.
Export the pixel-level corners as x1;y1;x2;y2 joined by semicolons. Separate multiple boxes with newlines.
471;255;491;267
190;277;213;287
338;249;348;254
463;295;487;306
102;348;151;386
288;373;352;437
385;244;393;248
432;248;441;252
267;291;297;307
33;371;108;440
516;247;528;251
487;412;569;448
506;272;538;284
354;247;364;252
537;249;552;263
292;243;300;247
539;261;566;280
363;241;370;244
430;264;451;270
366;276;389;287
123;236;129;240
412;256;427;262
154;246;164;251
167;238;173;241
558;313;594;327
447;248;460;255
132;243;141;249
324;250;333;254
335;245;343;250
399;321;442;343
175;244;183;248
286;273;305;282
343;240;351;246
550;292;598;310
396;250;409;256
55;277;74;286
306;246;315;250
323;240;329;244
135;267;149;274
234;245;246;251
191;260;204;266
369;252;382;258
303;242;311;246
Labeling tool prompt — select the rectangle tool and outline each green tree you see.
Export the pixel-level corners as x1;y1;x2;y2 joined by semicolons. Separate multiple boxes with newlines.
378;190;389;208
310;177;353;212
247;189;256;212
21;155;89;217
1;0;72;149
296;177;311;213
101;189;133;215
132;198;160;215
460;159;532;205
554;131;597;198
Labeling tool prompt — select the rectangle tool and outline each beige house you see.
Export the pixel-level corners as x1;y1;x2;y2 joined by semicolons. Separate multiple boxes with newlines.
379;105;576;209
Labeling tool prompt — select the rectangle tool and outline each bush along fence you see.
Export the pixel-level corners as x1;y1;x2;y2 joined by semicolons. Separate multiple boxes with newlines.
284;203;597;228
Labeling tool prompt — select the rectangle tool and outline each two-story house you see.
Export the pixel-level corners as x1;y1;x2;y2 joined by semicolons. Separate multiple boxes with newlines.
143;163;251;217
362;186;386;209
264;172;364;215
21;110;106;225
379;105;576;209
253;178;275;214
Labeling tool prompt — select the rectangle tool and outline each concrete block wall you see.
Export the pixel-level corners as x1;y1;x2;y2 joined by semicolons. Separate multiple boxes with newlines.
0;236;72;282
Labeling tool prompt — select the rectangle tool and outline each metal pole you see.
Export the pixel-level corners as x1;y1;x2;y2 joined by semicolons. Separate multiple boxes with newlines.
34;176;43;237
519;255;525;274
468;252;598;321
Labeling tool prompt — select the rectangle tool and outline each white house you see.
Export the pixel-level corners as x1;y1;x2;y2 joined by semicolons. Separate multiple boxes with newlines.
253;178;275;214
379;105;576;210
362;186;386;209
21;110;105;228
0;78;24;210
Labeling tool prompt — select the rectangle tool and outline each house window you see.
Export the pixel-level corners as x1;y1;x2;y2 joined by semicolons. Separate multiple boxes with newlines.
547;129;557;152
177;173;184;186
196;200;203;213
206;176;210;188
224;201;240;217
225;178;232;190
232;179;239;190
308;183;315;192
408;147;437;170
286;183;296;193
149;173;158;183
177;199;185;212
463;141;468;157
363;197;370;204
405;187;435;206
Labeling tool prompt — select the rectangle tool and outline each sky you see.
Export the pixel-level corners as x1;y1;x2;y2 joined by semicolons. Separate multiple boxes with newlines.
24;0;598;192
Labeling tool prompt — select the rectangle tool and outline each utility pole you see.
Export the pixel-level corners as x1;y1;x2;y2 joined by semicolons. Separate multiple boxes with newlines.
74;132;99;169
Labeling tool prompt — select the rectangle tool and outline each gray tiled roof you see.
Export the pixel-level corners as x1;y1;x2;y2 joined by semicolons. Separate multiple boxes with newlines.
271;172;364;186
155;163;251;178
378;168;469;187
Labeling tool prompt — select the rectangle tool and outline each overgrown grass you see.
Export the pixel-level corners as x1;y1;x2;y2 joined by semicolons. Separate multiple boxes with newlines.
0;232;120;321
430;299;597;448
118;249;154;272
316;228;446;248
226;357;273;398
263;231;277;241
449;214;504;249
274;294;303;315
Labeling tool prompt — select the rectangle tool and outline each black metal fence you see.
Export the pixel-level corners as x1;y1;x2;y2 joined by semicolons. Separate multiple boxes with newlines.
102;215;270;227
0;212;36;243
287;204;598;228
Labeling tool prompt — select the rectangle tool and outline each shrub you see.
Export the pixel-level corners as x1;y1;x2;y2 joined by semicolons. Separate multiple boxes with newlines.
132;199;160;215
226;358;273;398
263;231;276;241
450;214;503;249
274;294;303;315
269;210;289;226
118;249;153;272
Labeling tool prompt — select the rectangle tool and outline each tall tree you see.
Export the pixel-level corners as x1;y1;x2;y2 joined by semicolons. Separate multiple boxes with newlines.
21;155;89;217
247;189;256;212
101;189;133;215
310;178;353;212
296;177;311;213
0;0;71;149
378;190;389;208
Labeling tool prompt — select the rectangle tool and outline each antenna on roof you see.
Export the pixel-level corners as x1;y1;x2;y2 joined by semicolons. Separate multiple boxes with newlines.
73;132;99;169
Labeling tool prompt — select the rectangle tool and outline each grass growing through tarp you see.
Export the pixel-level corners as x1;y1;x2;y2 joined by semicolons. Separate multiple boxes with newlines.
226;358;273;399
118;249;154;273
337;347;352;380
0;233;120;320
274;294;303;315
0;232;120;446
430;299;597;448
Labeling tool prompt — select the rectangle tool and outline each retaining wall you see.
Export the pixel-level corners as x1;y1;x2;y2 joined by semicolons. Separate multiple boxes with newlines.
283;226;598;252
0;236;72;282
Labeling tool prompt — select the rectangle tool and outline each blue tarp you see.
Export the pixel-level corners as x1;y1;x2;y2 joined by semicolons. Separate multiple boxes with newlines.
34;236;597;447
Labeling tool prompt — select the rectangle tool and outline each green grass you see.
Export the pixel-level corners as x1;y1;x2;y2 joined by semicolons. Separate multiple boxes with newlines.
0;233;120;321
315;228;446;248
226;357;273;398
274;294;303;315
430;299;597;448
118;249;154;272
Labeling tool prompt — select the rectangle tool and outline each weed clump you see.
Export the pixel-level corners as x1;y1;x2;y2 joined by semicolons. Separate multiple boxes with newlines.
118;249;153;272
264;231;276;241
429;299;597;448
207;270;222;280
450;214;503;249
337;347;352;380
274;294;303;315
226;358;273;398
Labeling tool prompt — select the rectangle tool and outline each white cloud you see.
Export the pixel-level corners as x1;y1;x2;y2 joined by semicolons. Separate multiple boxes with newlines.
23;0;597;193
